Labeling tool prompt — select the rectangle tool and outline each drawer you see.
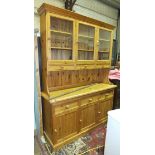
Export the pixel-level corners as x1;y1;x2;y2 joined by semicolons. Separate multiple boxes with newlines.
98;91;113;101
48;65;75;71
80;95;100;106
54;102;78;115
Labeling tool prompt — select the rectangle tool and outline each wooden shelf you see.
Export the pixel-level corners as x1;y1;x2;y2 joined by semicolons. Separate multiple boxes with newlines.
79;34;94;39
50;29;72;35
99;39;110;42
99;50;109;53
78;49;94;52
51;47;72;50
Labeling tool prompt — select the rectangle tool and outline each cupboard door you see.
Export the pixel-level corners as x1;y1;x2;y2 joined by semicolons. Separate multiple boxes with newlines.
49;16;73;60
97;99;113;122
78;23;95;60
79;103;96;131
53;110;78;143
98;29;111;60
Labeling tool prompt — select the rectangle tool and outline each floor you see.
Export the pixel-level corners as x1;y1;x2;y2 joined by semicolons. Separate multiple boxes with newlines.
34;124;106;155
34;135;42;155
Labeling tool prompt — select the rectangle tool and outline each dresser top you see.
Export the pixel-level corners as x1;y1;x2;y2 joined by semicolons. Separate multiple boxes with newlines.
42;83;116;103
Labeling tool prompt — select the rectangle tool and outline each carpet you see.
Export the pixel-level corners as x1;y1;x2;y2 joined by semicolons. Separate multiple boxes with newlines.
35;124;106;155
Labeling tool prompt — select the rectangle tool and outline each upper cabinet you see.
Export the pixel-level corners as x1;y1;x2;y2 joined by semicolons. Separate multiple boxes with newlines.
38;3;115;70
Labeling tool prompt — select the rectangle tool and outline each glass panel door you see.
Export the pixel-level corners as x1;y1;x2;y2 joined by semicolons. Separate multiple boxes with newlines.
49;17;73;60
78;23;95;60
98;29;111;60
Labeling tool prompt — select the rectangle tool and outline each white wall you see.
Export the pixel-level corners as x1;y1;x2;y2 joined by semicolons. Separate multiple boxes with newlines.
34;0;119;39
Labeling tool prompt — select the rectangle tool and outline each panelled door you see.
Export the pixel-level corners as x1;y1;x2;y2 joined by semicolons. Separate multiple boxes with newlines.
53;102;79;143
79;101;96;131
96;99;113;122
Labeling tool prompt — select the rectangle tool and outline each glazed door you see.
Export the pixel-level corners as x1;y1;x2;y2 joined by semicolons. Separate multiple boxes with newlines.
48;16;74;61
98;29;112;60
78;23;95;61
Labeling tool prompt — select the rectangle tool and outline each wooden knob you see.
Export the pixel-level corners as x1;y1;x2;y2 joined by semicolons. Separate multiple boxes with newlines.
79;119;82;122
65;105;69;109
89;98;93;102
98;112;101;114
54;129;57;133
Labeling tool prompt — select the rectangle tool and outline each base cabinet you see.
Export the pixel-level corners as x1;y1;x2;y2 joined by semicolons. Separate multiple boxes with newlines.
43;90;114;149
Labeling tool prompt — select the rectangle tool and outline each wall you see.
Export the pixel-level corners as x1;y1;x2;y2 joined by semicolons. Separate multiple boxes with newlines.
34;0;119;39
34;62;40;134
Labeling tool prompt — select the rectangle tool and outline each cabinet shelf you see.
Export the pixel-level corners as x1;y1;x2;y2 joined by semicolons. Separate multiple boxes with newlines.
51;47;72;50
78;49;94;52
50;29;72;35
99;39;110;42
99;51;109;53
79;35;94;39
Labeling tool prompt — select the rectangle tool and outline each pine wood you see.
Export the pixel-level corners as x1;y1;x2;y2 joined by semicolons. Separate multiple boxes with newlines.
38;3;116;150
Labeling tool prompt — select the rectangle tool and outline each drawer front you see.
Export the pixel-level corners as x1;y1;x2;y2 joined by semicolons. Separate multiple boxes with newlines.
80;91;113;106
48;65;75;71
80;95;100;106
54;102;78;115
98;91;113;101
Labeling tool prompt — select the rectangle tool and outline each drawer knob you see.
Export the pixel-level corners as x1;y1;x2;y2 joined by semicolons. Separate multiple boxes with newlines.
98;112;101;114
79;119;82;122
65;105;70;109
54;129;57;133
89;98;93;102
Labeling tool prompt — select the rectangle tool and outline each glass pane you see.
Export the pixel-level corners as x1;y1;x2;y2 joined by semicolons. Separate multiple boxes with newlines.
51;33;72;48
78;51;93;60
98;52;109;60
99;29;111;57
78;37;94;51
99;41;110;52
99;29;111;40
49;17;73;60
79;24;95;37
50;17;73;33
78;24;95;60
51;49;72;60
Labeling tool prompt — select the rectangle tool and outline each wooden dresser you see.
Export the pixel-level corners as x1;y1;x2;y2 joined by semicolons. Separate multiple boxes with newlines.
38;3;116;150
